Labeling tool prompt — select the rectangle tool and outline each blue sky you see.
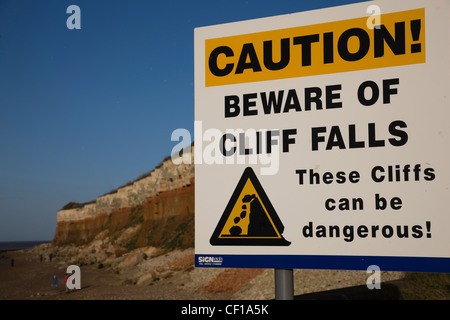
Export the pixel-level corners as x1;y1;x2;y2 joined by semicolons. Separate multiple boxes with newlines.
0;0;367;241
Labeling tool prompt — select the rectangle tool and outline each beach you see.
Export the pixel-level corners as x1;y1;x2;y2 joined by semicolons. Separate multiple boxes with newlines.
0;247;230;300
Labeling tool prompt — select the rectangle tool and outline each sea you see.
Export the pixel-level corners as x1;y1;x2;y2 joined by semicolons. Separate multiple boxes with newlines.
0;241;50;251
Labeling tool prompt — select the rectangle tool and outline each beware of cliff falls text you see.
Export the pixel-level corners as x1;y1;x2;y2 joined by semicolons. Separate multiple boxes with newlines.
171;77;419;176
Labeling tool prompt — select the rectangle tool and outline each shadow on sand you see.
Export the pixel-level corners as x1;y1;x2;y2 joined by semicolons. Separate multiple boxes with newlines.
294;281;402;300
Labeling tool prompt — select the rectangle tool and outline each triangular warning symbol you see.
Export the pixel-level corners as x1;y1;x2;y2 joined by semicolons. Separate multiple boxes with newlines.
210;167;290;246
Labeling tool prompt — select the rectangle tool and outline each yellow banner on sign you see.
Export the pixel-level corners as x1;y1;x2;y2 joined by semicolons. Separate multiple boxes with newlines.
205;8;425;87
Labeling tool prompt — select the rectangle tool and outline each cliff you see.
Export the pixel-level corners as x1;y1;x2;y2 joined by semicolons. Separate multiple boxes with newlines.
53;148;195;252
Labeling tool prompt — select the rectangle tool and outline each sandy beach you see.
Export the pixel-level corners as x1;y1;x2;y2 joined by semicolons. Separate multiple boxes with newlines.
0;246;398;301
0;248;230;300
1;245;448;301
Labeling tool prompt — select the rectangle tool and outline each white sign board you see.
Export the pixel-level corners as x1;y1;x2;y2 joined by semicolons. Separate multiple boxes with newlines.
194;0;450;272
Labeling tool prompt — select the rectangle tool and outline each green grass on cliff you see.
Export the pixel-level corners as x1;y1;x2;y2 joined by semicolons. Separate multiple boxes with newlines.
163;216;194;251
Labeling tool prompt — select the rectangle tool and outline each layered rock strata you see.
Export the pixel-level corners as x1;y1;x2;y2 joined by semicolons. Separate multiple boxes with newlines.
54;149;195;251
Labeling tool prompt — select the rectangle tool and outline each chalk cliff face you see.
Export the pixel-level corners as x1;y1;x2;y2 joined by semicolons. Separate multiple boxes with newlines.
53;149;195;251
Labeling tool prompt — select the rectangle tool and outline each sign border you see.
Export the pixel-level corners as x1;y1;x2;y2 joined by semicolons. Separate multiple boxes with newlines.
194;0;450;273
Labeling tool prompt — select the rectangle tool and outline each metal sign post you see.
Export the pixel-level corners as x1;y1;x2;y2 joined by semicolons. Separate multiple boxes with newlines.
275;269;294;300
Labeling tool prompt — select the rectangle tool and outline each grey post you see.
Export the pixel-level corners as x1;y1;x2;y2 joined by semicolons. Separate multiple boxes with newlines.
275;269;294;300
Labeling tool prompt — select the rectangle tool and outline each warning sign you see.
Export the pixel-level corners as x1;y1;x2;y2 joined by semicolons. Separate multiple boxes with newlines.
210;167;290;246
194;0;450;273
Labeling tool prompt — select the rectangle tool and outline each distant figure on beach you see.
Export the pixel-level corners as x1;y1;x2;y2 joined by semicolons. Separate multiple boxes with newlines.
51;275;58;289
10;258;14;267
49;253;53;262
65;273;69;293
39;254;43;262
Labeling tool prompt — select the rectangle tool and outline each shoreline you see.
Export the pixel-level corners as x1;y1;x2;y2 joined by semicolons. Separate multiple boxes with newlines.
0;241;51;252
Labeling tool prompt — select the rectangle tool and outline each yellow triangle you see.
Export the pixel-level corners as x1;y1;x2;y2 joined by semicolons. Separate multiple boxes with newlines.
210;167;290;246
218;177;281;239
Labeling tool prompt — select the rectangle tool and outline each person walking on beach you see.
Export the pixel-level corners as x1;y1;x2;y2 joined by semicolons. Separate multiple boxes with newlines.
65;273;69;293
49;253;53;262
10;258;14;267
51;275;58;290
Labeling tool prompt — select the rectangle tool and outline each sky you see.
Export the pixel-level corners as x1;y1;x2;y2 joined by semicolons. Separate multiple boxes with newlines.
0;0;367;242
